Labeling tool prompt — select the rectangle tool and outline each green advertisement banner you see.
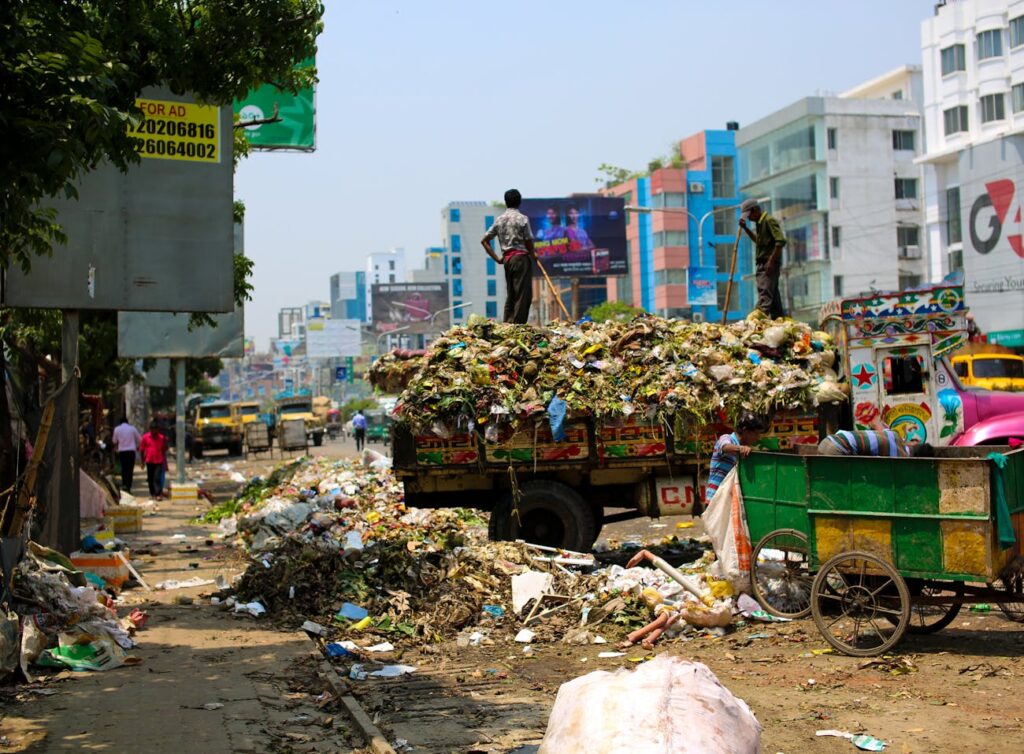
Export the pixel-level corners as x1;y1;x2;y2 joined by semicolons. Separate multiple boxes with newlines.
234;58;315;150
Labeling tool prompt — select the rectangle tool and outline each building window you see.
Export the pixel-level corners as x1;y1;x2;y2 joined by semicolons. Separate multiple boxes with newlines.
453;278;463;297
981;93;1006;123
833;275;844;297
715;244;731;273
388;274;396;283
452;256;462;275
892;90;903;100
487;279;496;296
654;269;687;286
711;156;735;198
451;234;461;252
831;226;841;248
1014;84;1024;113
1012;16;1024;48
978;29;1004;60
388;260;395;270
486;257;496;276
714;210;733;236
829;177;840;200
895;178;918;199
943;105;968;135
897;225;920;248
652;231;688;247
946;186;962;245
941;43;966;75
485;301;497;318
898;274;923;292
892;130;915;151
449;208;460;223
949;248;964;272
453;300;463;319
827;127;837;150
651;192;686;208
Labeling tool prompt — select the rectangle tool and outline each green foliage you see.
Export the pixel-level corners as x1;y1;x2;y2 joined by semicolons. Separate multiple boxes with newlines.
196;458;305;523
341;397;378;421
595;163;640;189
585;300;646;323
1;0;324;271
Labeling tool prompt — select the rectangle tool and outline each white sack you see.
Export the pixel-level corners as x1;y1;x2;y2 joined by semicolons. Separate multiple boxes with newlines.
538;655;761;754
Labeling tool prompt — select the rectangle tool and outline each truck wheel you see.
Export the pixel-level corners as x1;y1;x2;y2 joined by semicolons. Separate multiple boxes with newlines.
489;480;598;552
193;445;204;460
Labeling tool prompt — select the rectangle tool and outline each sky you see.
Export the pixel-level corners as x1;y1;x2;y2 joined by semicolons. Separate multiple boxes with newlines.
235;0;937;350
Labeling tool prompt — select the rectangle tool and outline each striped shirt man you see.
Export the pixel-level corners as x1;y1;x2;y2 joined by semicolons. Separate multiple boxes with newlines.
818;430;909;457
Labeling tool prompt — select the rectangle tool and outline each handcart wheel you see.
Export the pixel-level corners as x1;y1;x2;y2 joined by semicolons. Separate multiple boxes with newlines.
997;601;1024;622
811;551;910;657
903;582;963;634
751;529;813;619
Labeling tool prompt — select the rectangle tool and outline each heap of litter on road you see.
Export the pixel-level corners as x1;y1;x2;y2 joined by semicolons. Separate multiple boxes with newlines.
369;313;843;435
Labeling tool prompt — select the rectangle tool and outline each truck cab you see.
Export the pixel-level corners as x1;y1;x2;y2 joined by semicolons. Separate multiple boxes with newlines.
820;284;1024;447
950;352;1024;392
193;400;243;458
274;394;325;447
231;401;262;426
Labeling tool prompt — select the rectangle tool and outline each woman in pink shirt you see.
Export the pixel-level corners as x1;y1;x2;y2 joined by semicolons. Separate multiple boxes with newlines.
139;422;169;499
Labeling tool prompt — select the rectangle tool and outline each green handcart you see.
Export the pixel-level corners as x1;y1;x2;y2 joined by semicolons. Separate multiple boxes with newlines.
738;447;1024;656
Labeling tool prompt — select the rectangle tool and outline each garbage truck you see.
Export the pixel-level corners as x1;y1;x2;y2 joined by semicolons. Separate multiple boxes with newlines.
274;393;325;447
193;400;244;458
390;284;1024;551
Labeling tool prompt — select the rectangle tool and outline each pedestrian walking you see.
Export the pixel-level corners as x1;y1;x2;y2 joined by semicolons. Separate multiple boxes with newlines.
139;422;169;499
111;416;142;494
352;410;367;452
481;188;538;324
738;198;787;319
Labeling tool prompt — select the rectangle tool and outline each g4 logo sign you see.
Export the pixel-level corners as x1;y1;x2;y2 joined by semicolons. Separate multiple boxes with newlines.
970;179;1024;257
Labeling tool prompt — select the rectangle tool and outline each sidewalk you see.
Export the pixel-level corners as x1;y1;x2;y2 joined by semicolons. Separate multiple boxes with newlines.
0;466;358;753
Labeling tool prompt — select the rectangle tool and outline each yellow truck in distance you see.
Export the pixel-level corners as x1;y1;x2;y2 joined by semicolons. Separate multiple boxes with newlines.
274;395;325;447
193;400;243;458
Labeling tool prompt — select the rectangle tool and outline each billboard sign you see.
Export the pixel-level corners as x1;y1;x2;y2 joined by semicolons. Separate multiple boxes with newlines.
305;318;362;358
118;307;244;359
234;58;316;151
960;136;1024;336
3;86;234;312
687;267;718;306
519;196;627;277
371;283;450;333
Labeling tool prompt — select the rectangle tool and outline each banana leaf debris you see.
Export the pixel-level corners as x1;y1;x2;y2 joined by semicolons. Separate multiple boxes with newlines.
213;457;769;650
369;313;843;435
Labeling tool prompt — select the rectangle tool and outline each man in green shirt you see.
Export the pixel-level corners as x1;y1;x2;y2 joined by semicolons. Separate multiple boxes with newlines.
739;198;786;318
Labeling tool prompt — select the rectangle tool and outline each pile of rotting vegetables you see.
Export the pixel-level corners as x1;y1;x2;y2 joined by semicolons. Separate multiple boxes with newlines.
369;313;845;435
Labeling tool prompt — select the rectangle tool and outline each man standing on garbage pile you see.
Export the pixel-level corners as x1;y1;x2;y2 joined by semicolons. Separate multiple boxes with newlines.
738;198;787;319
139;421;169;500
351;410;367;452
704;414;764;510
112;416;142;495
818;428;933;458
481;188;538;324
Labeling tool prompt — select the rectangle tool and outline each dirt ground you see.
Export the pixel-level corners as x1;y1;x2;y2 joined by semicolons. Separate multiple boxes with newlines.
3;437;1024;753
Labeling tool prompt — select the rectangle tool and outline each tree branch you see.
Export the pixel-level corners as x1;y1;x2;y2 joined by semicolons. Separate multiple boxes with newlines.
233;102;281;129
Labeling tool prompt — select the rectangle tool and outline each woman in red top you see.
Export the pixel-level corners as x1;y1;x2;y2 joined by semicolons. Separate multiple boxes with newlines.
139;422;168;499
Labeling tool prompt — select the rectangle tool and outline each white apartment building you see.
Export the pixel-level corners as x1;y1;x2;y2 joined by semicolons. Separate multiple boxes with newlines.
365;247;407;321
736;85;925;323
440;201;506;324
921;0;1024;345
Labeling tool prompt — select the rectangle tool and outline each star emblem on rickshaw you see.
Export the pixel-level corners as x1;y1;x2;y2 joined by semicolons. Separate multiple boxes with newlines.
852;363;877;388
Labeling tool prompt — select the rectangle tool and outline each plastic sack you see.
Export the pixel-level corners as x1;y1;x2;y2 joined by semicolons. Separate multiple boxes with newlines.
702;468;753;592
814;380;847;404
760;325;786;349
548;396;568;442
538;655;761;754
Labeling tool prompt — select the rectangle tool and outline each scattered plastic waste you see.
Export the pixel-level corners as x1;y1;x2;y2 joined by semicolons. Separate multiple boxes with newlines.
816;730;886;751
232;601;266;617
155;577;216;591
515;629;536;644
336;603;369;621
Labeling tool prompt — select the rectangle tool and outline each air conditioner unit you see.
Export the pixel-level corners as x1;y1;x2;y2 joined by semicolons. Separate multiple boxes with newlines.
899;245;921;260
689;182;705;193
691;311;705;323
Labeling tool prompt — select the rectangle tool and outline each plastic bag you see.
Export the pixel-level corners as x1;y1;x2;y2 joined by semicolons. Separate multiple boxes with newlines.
548;396;568;442
760;326;786;349
538;655;761;754
701;469;752;592
814;380;847;404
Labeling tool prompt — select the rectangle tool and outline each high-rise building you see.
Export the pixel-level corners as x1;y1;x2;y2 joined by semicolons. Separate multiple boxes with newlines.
920;0;1024;345
441;202;505;323
277;307;303;340
366;248;407;322
736;81;925;322
330;270;368;321
603;128;748;320
410;247;446;284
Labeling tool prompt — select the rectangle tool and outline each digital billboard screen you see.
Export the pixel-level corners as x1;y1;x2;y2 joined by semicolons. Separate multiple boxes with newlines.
519;196;627;277
371;283;450;333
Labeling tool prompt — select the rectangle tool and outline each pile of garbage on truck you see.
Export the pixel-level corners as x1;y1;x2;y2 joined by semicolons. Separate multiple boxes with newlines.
210;455;784;649
368;313;844;435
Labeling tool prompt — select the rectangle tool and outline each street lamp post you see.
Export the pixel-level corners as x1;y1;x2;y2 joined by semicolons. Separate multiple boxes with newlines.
376;325;411;354
430;302;472;328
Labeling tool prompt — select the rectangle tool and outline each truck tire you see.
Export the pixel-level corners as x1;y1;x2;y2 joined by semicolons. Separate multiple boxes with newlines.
193;445;204;460
489;480;598;552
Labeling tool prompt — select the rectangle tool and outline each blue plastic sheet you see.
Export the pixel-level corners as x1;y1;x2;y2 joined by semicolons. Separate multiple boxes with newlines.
548;396;567;442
